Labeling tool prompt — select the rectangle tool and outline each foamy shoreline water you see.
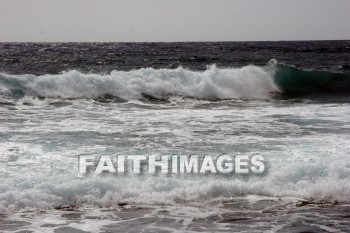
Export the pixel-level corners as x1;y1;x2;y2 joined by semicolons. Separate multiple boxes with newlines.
1;196;349;232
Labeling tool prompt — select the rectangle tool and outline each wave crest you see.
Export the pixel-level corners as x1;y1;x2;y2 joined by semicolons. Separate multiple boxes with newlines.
0;65;279;101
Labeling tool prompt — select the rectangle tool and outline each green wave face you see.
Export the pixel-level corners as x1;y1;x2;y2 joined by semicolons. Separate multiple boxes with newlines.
0;73;27;99
272;63;350;96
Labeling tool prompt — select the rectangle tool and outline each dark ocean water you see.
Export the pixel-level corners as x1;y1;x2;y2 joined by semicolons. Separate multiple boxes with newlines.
0;41;350;232
1;41;350;75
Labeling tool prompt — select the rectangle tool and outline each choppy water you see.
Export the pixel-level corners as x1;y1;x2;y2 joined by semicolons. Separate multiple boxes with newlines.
0;41;350;232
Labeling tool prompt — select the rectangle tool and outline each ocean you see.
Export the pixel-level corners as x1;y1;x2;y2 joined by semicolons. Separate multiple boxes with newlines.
0;41;350;232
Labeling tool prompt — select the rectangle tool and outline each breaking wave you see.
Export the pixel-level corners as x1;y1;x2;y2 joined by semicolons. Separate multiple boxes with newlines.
0;65;278;101
1;61;350;103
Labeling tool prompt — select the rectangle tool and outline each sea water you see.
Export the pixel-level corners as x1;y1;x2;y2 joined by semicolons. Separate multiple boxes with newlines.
0;41;350;232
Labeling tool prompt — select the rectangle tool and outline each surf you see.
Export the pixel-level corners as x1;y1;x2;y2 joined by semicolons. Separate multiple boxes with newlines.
0;65;279;101
1;61;350;103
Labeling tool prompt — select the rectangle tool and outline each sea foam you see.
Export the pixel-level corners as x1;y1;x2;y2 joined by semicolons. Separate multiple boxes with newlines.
0;65;279;101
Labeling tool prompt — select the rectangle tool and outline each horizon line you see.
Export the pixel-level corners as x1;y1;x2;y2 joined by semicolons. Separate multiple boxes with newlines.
0;39;349;43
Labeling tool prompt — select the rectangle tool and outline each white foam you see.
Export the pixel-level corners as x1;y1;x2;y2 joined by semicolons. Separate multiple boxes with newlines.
1;166;350;214
1;65;279;100
1;75;349;214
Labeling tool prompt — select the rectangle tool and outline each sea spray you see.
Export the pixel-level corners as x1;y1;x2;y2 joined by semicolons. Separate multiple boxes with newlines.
1;65;279;101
